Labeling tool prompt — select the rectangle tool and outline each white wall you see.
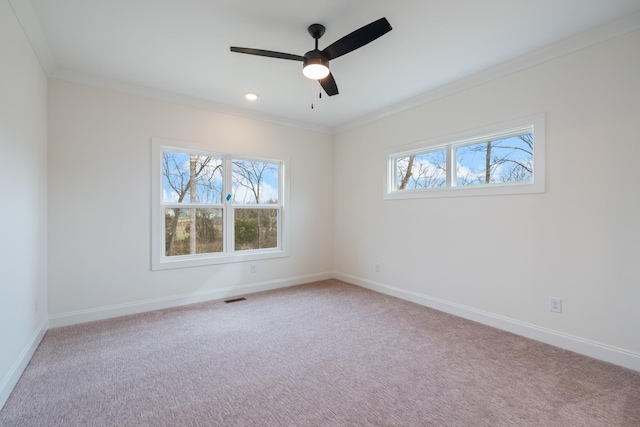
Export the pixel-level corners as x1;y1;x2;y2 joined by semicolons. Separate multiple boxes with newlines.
4;7;639;412
333;30;640;370
0;0;49;408
47;80;334;325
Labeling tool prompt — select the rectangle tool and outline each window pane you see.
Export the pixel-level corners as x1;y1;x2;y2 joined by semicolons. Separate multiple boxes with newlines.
456;134;533;186
395;149;446;190
162;151;224;203
234;208;278;251
232;160;279;204
165;208;223;256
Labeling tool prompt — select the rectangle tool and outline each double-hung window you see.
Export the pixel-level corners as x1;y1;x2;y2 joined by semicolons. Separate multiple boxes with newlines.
385;114;545;199
151;138;289;270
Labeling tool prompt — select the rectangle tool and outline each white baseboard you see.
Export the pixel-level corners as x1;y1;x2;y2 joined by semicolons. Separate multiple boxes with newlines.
49;271;333;328
0;318;49;410
334;271;640;373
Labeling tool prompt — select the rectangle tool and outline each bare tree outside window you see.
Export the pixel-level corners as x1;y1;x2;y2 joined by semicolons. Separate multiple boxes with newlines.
456;134;533;186
232;160;279;250
162;152;223;256
231;160;278;204
386;118;542;201
153;138;289;270
396;149;447;190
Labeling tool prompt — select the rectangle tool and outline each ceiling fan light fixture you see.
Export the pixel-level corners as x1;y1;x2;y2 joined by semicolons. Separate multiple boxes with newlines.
303;63;330;79
302;54;330;80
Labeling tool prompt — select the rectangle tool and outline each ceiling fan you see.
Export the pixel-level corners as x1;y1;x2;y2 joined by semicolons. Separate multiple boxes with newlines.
230;17;392;96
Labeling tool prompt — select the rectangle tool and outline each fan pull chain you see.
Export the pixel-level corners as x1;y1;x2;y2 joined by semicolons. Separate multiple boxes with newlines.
310;81;324;109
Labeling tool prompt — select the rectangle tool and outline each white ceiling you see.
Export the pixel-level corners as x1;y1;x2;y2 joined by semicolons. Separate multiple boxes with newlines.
11;0;640;132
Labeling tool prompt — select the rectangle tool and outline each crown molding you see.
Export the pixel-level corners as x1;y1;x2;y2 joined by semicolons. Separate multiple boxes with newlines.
50;69;333;135
10;0;640;136
334;11;640;135
8;0;57;74
9;0;332;135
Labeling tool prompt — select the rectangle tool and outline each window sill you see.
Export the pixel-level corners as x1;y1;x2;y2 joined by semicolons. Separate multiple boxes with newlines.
151;248;290;271
384;180;544;200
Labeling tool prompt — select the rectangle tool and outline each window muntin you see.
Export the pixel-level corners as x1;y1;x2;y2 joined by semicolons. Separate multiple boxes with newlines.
385;114;545;199
152;138;289;270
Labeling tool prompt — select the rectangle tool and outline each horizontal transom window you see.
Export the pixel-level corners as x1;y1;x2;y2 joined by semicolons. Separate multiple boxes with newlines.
385;114;545;199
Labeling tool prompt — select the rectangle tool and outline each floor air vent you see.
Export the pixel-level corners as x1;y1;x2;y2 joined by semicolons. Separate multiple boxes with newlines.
224;297;246;304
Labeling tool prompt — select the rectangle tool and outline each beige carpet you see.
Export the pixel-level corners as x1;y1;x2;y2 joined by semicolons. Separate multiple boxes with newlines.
1;279;639;426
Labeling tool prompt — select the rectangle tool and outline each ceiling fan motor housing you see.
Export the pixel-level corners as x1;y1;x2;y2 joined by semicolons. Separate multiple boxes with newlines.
303;49;329;69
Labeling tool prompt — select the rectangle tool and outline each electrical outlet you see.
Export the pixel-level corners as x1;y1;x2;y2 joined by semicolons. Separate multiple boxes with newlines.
375;263;380;272
549;297;562;313
250;264;256;273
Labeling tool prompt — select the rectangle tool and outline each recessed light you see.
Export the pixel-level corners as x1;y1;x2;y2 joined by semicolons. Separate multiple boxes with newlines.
244;92;258;101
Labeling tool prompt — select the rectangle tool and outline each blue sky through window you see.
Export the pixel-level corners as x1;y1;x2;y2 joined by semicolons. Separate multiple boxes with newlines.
162;151;279;205
456;134;533;186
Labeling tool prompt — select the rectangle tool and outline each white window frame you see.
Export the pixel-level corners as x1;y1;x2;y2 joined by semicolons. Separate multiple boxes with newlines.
151;137;290;270
384;114;545;200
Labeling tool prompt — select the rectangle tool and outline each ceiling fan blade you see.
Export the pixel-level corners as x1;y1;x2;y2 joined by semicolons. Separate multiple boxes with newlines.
322;17;392;61
230;47;304;61
320;72;339;96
